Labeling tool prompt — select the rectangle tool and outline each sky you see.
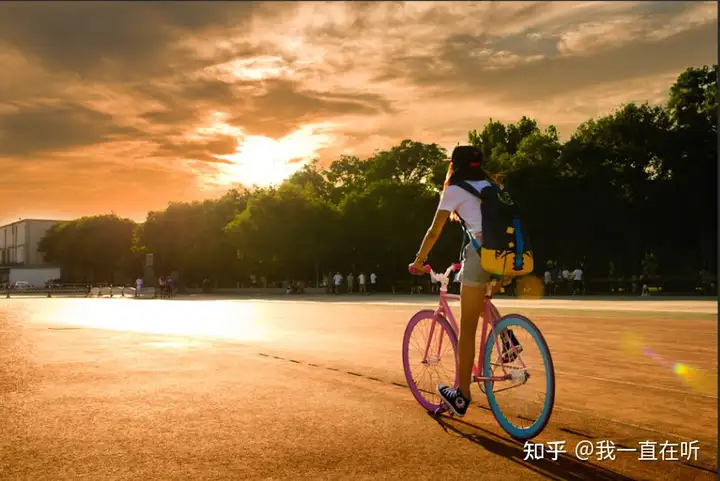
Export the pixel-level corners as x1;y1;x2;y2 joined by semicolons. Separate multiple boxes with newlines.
0;1;716;225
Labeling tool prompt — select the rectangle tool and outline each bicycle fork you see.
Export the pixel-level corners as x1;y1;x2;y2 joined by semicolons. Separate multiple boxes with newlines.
422;313;446;365
474;314;529;392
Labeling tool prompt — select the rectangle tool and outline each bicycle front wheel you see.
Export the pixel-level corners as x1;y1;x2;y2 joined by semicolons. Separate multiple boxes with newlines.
482;314;555;440
402;309;458;412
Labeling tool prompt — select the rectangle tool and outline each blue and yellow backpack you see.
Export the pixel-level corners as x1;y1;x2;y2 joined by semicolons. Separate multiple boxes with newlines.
455;180;534;278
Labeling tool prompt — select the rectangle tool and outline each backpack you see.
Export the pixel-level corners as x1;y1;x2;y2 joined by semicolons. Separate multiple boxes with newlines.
454;181;534;278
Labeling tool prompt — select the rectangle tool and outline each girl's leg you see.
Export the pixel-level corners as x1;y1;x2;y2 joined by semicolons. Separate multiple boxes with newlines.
437;242;492;417
457;283;485;397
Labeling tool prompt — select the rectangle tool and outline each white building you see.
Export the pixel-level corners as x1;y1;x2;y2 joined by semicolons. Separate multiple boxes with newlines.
0;219;64;286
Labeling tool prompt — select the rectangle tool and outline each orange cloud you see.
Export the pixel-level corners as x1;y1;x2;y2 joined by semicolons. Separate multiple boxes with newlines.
0;1;715;224
557;2;716;57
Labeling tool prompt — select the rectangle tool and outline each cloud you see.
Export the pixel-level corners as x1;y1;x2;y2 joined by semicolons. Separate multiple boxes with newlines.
228;78;395;138
157;134;240;164
0;2;282;80
647;2;717;41
557;18;646;57
0;102;138;158
0;1;715;224
135;77;244;131
372;18;716;106
557;2;717;57
213;125;337;187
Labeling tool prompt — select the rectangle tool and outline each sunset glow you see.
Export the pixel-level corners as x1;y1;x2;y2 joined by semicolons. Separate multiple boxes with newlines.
0;1;715;223
217;125;335;187
203;55;295;83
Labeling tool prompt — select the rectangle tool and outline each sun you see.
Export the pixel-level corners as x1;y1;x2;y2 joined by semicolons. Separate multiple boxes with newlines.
217;125;335;187
219;135;301;187
189;112;336;188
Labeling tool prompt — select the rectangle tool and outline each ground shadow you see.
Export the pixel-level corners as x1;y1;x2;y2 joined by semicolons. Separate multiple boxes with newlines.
428;412;639;481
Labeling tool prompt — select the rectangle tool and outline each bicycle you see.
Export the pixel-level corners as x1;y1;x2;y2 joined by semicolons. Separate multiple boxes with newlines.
402;263;555;440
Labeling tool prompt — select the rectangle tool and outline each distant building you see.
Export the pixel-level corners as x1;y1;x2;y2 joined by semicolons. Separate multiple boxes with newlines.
0;219;63;265
0;219;64;286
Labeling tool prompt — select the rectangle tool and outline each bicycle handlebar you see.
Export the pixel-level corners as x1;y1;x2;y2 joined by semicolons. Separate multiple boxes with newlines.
409;262;509;287
408;263;462;281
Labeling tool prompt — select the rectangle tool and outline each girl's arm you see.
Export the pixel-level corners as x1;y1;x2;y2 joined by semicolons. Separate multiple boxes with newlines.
413;209;451;265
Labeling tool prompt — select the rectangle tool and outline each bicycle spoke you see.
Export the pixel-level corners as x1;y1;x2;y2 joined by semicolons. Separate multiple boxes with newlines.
483;318;554;439
405;314;458;410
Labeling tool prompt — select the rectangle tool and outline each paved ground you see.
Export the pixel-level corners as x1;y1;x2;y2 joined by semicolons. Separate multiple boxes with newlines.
0;297;717;480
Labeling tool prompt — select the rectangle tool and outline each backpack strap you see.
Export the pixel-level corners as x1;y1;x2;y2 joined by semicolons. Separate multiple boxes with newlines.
454;180;486;200
455;181;525;272
452;181;486;252
512;217;524;271
453;212;480;254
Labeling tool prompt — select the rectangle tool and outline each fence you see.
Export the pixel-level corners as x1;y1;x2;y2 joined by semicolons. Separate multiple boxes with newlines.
0;285;326;298
1;285;140;298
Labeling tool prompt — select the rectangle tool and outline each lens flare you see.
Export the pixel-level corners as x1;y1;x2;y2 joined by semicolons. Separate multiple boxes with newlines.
515;275;544;299
673;362;717;396
620;332;642;355
620;331;717;397
673;363;689;376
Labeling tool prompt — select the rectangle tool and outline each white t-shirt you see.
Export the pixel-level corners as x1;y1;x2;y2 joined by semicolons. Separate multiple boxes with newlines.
370;273;377;284
573;269;583;281
436;181;491;234
358;273;366;284
544;271;552;284
562;269;570;279
333;274;343;285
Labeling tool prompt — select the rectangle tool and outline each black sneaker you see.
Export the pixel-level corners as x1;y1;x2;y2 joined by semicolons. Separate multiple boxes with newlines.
437;384;471;417
501;329;523;363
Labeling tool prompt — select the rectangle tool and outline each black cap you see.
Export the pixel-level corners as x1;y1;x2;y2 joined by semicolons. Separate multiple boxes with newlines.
450;145;482;168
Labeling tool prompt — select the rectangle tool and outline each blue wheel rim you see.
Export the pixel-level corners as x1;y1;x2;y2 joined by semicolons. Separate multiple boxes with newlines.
483;315;554;439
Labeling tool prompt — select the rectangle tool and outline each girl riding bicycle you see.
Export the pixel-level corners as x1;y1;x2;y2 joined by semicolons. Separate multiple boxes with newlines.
409;145;518;417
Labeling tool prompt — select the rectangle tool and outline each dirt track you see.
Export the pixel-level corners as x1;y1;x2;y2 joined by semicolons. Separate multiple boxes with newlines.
0;297;717;480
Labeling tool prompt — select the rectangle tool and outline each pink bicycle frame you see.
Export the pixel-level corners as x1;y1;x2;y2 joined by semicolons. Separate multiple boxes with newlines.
420;263;525;384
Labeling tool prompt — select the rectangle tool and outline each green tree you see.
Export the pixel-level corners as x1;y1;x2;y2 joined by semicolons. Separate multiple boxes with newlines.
323;155;371;203
338;180;463;288
225;184;340;282
510;125;561;171
286;159;332;201
365;139;447;187
665;65;718;270
36;65;717;293
134;190;249;286
469;117;542;173
38;214;139;283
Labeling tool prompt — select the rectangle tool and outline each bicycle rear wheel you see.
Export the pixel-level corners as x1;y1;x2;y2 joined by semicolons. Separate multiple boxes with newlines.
482;314;555;440
402;309;458;412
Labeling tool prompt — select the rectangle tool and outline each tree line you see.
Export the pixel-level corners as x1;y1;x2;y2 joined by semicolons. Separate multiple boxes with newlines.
38;66;717;293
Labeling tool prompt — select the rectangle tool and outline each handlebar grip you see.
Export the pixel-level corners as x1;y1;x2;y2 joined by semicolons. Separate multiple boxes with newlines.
408;264;432;275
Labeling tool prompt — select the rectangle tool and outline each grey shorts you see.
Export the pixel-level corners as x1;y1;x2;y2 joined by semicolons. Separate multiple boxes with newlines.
458;242;491;287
